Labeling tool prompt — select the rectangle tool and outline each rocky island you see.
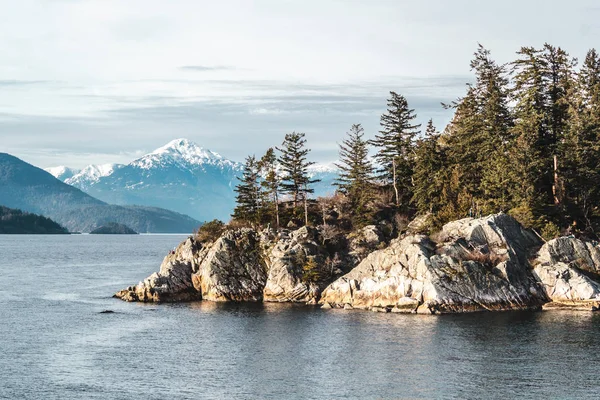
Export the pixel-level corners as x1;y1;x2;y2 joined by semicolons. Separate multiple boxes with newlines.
90;223;138;235
115;213;600;313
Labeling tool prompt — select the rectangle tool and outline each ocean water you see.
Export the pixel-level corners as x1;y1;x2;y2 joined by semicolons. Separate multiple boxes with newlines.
1;234;600;400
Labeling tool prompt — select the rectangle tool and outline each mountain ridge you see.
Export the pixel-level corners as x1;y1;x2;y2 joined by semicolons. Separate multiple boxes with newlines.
0;153;201;233
46;138;339;222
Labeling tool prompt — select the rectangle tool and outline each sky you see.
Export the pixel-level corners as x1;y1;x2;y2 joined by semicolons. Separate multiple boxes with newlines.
1;0;600;168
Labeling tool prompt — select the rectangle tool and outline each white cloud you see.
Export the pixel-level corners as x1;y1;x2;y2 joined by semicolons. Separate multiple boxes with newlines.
0;0;599;167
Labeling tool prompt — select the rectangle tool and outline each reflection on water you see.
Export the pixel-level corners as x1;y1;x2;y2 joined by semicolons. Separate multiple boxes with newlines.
1;235;600;399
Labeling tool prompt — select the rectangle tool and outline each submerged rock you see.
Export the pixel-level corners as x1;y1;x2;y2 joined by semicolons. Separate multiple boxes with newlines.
319;214;548;314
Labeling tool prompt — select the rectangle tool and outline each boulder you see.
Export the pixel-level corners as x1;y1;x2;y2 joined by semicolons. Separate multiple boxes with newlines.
348;225;384;260
114;237;205;302
262;226;323;303
191;229;268;302
533;237;600;310
319;214;548;314
116;226;352;304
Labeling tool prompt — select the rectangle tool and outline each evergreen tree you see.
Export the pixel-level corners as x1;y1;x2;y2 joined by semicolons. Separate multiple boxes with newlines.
258;148;280;228
507;46;548;215
233;155;261;223
277;132;320;224
370;91;420;210
443;45;513;217
412;120;447;214
334;123;374;223
561;49;600;233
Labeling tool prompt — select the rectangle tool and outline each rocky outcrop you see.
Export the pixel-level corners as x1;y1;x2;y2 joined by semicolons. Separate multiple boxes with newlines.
114;237;205;302
262;227;324;303
116;212;600;313
319;214;549;314
115;226;353;303
533;237;600;310
191;229;268;301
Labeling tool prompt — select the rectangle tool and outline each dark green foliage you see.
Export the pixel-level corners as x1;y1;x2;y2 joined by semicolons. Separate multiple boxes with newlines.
231;44;600;238
370;92;420;210
277;132;320;208
412;120;447;214
233;155;262;223
0;206;69;234
89;223;137;234
335;124;374;225
258;148;280;228
442;45;513;217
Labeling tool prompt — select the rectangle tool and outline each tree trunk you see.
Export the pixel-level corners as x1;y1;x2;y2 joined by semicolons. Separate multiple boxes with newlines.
393;158;400;207
303;184;309;226
274;189;280;229
553;155;560;205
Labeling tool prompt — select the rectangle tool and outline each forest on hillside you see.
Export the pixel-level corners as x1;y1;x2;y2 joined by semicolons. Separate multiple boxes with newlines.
0;206;69;234
226;44;600;240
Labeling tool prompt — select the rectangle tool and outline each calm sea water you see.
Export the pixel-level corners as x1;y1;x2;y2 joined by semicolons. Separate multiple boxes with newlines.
1;234;600;399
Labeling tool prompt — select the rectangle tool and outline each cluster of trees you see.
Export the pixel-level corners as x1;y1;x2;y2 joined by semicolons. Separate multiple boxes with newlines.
233;132;319;228
234;44;600;238
414;44;600;237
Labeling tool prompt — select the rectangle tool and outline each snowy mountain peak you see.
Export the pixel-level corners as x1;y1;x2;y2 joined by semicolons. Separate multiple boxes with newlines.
45;166;80;181
152;138;223;160
65;163;125;188
134;138;240;170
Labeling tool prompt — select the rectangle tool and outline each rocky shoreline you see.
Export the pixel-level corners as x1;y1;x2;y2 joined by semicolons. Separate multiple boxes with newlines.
115;213;600;314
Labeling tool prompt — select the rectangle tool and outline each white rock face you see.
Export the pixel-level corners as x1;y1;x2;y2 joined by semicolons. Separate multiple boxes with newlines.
191;229;268;302
114;237;206;302
533;237;600;309
263;227;323;303
319;214;548;314
116;213;600;313
116;226;347;303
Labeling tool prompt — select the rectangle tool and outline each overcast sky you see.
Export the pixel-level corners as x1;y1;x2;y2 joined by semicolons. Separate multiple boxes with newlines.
1;0;600;168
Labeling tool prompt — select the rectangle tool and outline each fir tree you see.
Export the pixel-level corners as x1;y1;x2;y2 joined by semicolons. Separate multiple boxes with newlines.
258;147;280;228
277;132;320;225
233;155;261;223
334;124;374;224
444;45;513;217
561;49;600;233
412;120;447;214
370;91;420;210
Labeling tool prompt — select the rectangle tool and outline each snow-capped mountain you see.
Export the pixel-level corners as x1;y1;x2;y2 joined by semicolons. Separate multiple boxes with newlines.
49;138;339;222
66;163;125;189
307;162;339;198
45;166;80;181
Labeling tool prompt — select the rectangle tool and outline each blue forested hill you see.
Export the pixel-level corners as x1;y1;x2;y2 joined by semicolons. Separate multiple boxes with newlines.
0;153;201;233
0;206;69;234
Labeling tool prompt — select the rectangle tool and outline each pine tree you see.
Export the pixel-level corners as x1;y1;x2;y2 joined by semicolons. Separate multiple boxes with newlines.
443;45;513;217
233;155;261;223
561;49;600;233
507;46;548;215
334;123;374;224
412;120;447;214
258;148;280;228
370;92;420;210
277;132;320;225
542;44;577;210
